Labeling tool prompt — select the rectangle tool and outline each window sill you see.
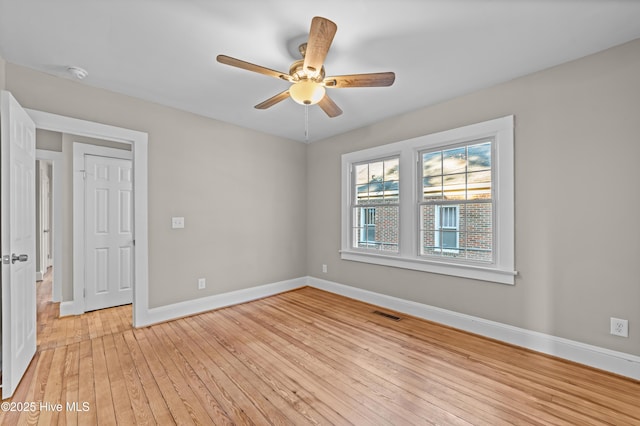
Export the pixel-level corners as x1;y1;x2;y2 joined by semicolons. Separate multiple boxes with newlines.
340;250;517;285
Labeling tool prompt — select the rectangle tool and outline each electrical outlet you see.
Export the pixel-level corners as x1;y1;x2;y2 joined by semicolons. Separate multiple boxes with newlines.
322;264;327;273
610;317;628;337
198;278;206;290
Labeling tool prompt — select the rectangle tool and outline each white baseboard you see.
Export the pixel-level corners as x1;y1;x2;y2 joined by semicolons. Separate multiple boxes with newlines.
59;300;83;317
134;277;306;328
307;276;640;381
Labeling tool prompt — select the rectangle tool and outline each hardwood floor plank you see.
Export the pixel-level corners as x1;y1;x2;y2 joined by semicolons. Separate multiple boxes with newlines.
90;337;117;424
133;326;204;424
77;339;97;426
162;320;260;425
188;314;318;425
102;333;136;424
121;330;175;425
249;295;521;425
111;332;156;425
223;302;449;425
179;316;295;425
209;310;356;425
61;342;81;426
149;323;233;425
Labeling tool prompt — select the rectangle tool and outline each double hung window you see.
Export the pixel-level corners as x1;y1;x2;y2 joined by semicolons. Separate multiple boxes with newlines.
352;157;399;252
419;140;493;262
341;116;515;284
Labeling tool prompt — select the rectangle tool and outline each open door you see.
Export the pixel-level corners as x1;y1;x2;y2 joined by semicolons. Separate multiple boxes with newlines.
1;91;37;399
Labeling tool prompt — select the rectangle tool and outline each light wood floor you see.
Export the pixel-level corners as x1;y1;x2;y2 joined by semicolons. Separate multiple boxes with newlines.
2;271;639;425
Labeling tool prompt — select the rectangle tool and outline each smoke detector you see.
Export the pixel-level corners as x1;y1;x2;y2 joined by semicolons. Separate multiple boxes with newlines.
67;66;88;80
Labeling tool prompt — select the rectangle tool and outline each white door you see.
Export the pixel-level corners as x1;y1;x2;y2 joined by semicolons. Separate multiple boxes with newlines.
1;91;37;399
84;154;134;311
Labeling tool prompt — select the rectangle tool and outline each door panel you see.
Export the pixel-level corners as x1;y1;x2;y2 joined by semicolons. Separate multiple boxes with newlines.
1;91;37;399
84;154;133;311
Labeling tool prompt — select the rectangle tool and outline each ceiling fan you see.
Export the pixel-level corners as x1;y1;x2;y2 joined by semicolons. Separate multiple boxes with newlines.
216;16;395;118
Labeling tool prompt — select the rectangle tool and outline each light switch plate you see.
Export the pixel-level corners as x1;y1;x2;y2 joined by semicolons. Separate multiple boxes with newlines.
171;217;185;229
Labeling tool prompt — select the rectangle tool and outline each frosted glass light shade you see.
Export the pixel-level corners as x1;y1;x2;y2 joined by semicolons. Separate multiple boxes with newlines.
289;81;325;105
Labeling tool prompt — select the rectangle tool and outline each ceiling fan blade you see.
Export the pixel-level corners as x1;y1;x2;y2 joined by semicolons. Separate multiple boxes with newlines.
318;94;343;118
255;90;290;109
217;55;291;81
303;17;337;75
324;72;396;88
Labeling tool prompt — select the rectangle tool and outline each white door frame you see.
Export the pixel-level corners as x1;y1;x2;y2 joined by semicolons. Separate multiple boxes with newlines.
25;109;148;327
73;144;133;312
35;149;63;302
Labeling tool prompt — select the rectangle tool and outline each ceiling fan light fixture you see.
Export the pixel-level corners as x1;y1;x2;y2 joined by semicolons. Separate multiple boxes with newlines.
289;80;325;105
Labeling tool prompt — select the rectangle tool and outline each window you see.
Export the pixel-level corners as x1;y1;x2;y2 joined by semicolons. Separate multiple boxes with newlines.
420;141;493;262
341;116;515;284
352;157;399;252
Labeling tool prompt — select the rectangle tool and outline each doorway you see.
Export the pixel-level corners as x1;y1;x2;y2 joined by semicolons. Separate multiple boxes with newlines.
26;109;149;327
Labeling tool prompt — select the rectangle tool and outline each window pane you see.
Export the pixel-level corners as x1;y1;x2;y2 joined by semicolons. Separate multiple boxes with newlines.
442;146;466;174
443;173;466;200
465;202;492;234
355;163;369;185
385;158;399;180
369;161;384;182
354;157;400;205
423;176;442;200
422;151;442;177
420;202;492;262
467;170;492;199
353;206;399;252
384;180;399;201
468;141;491;172
466;232;493;262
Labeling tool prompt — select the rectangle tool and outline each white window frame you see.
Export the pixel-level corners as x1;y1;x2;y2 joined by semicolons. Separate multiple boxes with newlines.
341;116;516;285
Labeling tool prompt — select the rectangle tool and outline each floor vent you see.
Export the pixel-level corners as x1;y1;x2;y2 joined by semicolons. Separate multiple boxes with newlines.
372;310;402;321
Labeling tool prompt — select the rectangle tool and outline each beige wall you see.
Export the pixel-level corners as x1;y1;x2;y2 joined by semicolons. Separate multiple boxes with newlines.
307;38;640;356
7;63;307;308
0;54;5;90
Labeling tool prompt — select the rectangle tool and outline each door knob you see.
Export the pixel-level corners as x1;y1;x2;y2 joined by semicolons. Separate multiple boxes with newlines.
11;253;28;264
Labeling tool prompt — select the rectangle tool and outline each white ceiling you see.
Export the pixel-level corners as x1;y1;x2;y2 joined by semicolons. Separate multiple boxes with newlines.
1;0;639;143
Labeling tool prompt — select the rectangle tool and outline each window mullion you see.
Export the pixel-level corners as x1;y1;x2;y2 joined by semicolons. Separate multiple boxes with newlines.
399;149;416;258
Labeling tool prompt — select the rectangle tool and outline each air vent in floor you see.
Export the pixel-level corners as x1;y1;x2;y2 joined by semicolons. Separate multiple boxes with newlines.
372;310;402;321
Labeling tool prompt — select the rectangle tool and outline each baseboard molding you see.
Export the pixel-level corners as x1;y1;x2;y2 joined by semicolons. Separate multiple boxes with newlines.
59;300;83;317
307;276;640;381
134;277;307;328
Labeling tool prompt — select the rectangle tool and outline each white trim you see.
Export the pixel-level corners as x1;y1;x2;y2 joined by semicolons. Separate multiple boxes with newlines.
35;149;63;302
340;251;516;284
341;116;516;284
307;276;640;381
26;109;148;327
59;300;83;316
135;277;306;328
73;144;133;314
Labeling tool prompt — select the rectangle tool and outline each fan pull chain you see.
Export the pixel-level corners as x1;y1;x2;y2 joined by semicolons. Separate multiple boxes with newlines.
304;105;309;143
